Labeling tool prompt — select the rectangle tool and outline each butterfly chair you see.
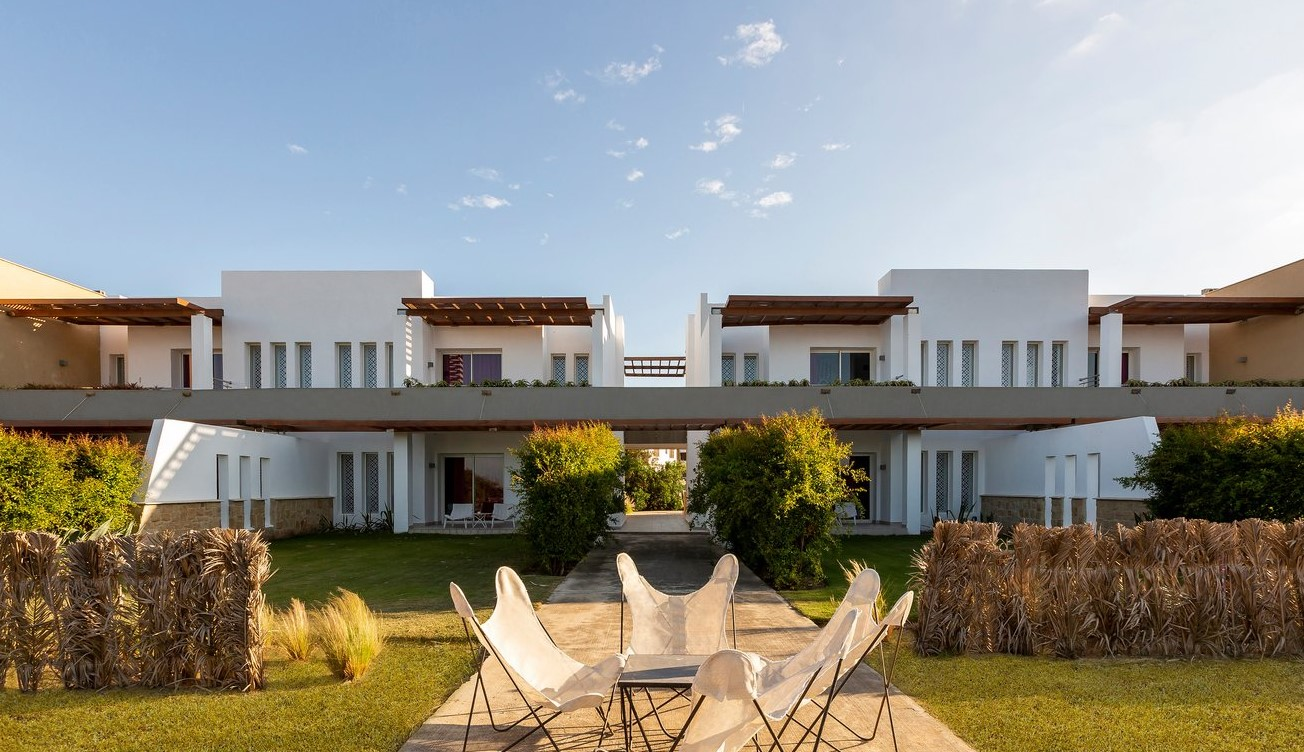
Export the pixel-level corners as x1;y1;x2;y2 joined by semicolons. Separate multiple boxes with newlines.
669;609;862;752
450;567;625;752
616;551;739;655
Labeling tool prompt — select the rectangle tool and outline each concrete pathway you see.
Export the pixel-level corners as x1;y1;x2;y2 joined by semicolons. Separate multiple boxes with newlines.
616;511;699;534
402;534;974;752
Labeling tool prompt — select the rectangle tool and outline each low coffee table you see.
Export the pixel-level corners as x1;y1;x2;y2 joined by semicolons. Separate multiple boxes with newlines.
617;654;707;751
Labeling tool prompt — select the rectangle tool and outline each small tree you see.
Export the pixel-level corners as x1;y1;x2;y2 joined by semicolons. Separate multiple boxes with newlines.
688;410;865;588
622;451;686;511
512;423;623;574
1121;404;1304;522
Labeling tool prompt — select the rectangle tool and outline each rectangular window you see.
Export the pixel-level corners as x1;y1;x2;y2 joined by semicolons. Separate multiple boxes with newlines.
273;343;288;388
260;457;273;528
441;351;502;385
1001;342;1015;387
1087;348;1100;387
1185;353;1200;382
743;354;759;384
298;343;312;387
110;354;127;386
551;354;567;383
575;354;590;384
935;451;952;518
362;343;378;388
1051;342;1065;387
809;349;874;385
920;342;928;386
1026;342;1041;387
960;451;977;519
722;354;736;384
339;453;355;516
247;344;262;389
212;353;224;390
444;455;505;516
935;341;952;387
363;452;380;515
337;343;353;388
961;342;976;387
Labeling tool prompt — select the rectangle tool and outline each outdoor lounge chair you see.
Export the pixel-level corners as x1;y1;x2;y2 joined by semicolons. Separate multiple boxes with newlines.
450;567;625;752
617;551;739;655
444;503;476;528
669;609;862;752
490;502;518;527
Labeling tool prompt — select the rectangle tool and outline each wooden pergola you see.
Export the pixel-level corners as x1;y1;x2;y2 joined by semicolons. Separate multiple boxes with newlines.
401;297;595;326
624;356;686;378
720;295;915;326
1088;296;1304;325
0;298;223;326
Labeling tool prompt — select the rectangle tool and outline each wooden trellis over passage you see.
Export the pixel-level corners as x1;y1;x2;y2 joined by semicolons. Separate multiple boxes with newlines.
624;356;686;378
401;297;595;326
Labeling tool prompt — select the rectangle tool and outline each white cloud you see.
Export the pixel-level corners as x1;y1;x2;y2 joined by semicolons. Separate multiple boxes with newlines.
363;176;374;190
508;183;521;191
539;233;549;246
455;194;511;209
626;169;645;182
396;183;408;195
1062;13;1126;60
553;88;585;103
718;20;786;67
797;96;821;113
618;199;635;209
756;191;792;208
606;119;626;131
690;114;742;153
748;208;769;219
544;70;585;103
696;178;726;195
821;142;851;152
469;167;501;182
599;51;662;85
287;143;308;155
461;236;479;244
769;152;797;169
633;137;649;150
665;227;690;240
690;141;719;153
606;149;627;159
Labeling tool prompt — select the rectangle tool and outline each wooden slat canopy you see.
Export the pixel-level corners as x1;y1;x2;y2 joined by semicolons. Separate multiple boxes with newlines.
402;297;595;326
625;356;686;378
721;295;915;326
1088;296;1304;325
0;298;222;325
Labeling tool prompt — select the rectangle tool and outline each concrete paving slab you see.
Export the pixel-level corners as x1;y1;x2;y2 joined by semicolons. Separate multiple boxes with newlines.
403;534;974;752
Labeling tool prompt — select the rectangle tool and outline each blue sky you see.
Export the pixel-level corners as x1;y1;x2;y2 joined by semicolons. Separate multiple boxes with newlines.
4;1;1304;359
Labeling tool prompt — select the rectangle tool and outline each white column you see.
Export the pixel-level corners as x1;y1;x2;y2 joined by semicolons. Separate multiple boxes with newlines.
708;305;723;387
1043;456;1056;527
190;314;214;390
393;314;413;383
1085;453;1101;530
905;431;922;534
590;307;606;387
392;432;410;533
1062;454;1077;527
904;309;921;385
889;432;906;524
1100;313;1124;387
888;315;906;380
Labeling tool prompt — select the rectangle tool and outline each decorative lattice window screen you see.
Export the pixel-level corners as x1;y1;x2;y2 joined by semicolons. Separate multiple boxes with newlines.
248;344;262;389
960;451;976;515
1026;342;1040;387
363;344;378;388
935;451;952;517
1051;343;1065;387
743;354;759;383
721;354;735;384
340;454;355;515
298;344;312;388
935;342;952;387
363;452;380;514
961;342;976;387
552;355;566;382
273;344;287;388
575;355;590;383
337;344;352;388
1001;343;1015;387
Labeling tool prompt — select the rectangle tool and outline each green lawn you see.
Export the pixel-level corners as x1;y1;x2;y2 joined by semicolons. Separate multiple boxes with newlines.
0;533;560;752
783;536;1304;752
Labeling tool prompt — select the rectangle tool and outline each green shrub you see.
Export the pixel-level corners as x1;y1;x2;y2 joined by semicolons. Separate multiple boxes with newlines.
512;422;624;574
622;451;686;511
1121;404;1304;521
688;410;865;588
0;429;143;534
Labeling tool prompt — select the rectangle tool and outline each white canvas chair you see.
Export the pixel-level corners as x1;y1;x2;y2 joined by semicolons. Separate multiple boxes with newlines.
445;503;475;528
617;551;739;655
491;503;518;527
669;609;862;752
834;503;858;534
450;567;625;752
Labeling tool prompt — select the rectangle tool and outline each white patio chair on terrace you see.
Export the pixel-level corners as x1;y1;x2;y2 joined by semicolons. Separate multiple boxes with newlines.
491;502;518;528
669;609;862;752
617;551;739;655
444;503;475;529
450;567;625;752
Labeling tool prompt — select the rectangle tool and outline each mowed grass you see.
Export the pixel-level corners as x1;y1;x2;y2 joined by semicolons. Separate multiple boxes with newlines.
783;535;1304;752
0;533;559;752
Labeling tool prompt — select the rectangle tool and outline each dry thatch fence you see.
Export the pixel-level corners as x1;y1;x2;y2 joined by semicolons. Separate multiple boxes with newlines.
913;518;1304;658
0;528;270;692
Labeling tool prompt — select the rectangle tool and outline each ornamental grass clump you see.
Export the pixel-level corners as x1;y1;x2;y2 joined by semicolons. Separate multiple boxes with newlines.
272;598;314;661
315;589;383;681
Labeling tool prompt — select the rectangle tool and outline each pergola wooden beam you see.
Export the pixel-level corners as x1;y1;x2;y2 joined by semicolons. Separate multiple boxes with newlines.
401;297;595;326
1088;296;1304;325
720;295;915;326
0;298;223;325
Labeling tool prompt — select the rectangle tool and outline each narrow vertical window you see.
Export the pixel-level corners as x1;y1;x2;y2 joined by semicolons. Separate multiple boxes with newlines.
960;451;977;519
110;354;127;386
551;354;567;383
743;354;759;383
575;354;590;384
960;342;976;387
362;343;378;388
1051;342;1065;387
339;453;355;516
1185;353;1200;382
363;452;380;515
337;343;353;388
1001;342;1015;387
247;344;262;389
935;451;952;518
1026;342;1041;387
721;354;736;385
919;342;929;387
935;341;952;387
384;342;394;387
298;343;312;388
273;343;287;388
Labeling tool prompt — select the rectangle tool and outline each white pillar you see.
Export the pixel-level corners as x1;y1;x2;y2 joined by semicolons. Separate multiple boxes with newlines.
590;307;606;387
1043;455;1056;527
889;432;905;524
393;314;413;383
392;432;410;533
708;305;723;387
1062;454;1077;527
905;309;922;385
1085;453;1100;530
190;314;214;390
1100;313;1124;387
905;431;922;534
888;315;906;380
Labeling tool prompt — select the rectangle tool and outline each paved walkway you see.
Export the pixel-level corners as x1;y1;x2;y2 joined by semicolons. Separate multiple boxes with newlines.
616;511;699;534
402;534;974;752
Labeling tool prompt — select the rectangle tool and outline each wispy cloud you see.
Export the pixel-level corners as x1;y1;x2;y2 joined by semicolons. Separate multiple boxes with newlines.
606;149;627;159
797;96;822;113
618;199;635;209
821;142;851;152
1062;12;1126;60
452;194;511;210
665;227;690;240
396;183;408;195
691;114;742;152
544;69;586;104
539;233;549;246
469;167;501;182
553;88;584;103
508;183;521;191
606;119;626;131
363;176;374;190
756;191;792;208
769;152;797;169
461;236;479;244
599;48;662;85
696;178;726;195
718;20;786;67
633;137;649;150
287;143;308;155
626;169;645;182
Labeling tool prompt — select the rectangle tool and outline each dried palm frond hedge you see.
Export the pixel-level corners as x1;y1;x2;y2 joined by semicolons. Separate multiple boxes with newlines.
913;518;1304;659
0;528;270;692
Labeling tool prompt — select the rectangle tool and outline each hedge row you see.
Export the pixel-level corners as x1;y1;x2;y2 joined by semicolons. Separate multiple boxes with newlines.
0;429;144;534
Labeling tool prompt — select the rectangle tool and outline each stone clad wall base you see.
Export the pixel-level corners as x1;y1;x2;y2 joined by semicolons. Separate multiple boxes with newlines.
981;495;1148;530
137;497;333;539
